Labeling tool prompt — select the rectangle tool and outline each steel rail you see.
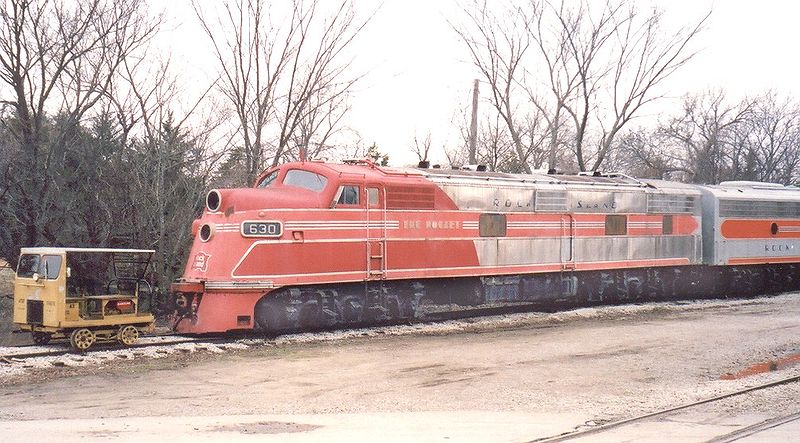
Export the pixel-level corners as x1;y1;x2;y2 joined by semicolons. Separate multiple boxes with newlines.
706;410;800;443
530;374;800;443
0;337;229;361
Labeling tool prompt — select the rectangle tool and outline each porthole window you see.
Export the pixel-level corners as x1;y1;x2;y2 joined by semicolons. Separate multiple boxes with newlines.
479;213;507;237
771;222;779;235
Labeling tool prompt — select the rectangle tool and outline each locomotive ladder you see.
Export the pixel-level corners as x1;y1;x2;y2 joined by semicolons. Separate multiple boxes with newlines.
365;187;388;280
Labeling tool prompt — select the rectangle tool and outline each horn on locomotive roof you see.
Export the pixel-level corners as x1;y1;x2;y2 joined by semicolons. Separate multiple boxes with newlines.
342;158;377;167
460;164;489;172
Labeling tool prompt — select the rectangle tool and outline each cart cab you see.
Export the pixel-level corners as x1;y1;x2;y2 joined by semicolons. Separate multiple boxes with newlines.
12;247;156;350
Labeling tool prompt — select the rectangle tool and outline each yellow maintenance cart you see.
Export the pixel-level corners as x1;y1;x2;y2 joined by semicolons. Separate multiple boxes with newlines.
12;247;156;351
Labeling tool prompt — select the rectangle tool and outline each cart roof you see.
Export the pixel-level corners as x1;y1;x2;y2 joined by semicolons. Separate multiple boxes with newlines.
20;247;155;255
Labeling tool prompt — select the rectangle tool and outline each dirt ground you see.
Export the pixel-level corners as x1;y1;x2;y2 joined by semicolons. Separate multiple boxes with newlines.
1;294;800;442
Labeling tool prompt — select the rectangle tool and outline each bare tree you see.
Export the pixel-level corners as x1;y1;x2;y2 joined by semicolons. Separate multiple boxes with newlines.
195;0;368;185
450;104;522;172
577;2;707;172
412;132;432;164
617;90;800;185
731;92;800;184
454;0;706;173
661;91;752;183
0;0;158;260
452;1;538;173
105;48;225;298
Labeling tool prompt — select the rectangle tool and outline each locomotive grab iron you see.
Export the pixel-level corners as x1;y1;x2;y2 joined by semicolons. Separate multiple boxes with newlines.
171;159;800;333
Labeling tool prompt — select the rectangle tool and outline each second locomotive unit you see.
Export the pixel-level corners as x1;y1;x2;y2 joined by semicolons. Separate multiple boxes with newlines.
171;159;800;333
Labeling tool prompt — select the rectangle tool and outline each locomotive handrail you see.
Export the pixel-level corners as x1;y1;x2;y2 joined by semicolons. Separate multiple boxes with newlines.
364;182;388;280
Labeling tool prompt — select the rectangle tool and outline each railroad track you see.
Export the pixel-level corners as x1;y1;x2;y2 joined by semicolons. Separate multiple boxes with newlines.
0;304;544;365
0;335;237;362
0;306;522;364
0;297;777;363
531;374;800;442
707;410;800;442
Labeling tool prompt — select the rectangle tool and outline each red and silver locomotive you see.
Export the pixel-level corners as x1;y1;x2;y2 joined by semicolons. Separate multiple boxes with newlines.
171;159;800;333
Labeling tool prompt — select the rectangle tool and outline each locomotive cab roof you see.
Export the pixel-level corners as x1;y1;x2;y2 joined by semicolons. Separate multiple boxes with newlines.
257;159;699;193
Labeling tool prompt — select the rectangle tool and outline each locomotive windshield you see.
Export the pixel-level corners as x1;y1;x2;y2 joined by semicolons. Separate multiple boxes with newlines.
283;169;328;192
16;254;39;278
16;254;61;280
256;169;279;188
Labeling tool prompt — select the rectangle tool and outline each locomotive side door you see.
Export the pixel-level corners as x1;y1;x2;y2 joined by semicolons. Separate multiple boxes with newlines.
560;214;575;270
365;185;387;280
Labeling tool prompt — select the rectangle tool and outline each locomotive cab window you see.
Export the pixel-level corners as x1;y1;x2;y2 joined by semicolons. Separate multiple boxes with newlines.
479;213;507;237
605;215;627;235
335;185;361;206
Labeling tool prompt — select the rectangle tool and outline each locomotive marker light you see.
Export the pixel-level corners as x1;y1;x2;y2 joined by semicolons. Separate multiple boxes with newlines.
206;189;222;212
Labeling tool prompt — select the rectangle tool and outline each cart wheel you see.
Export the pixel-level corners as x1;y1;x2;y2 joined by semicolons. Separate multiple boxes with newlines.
117;325;139;346
69;328;96;351
31;331;51;345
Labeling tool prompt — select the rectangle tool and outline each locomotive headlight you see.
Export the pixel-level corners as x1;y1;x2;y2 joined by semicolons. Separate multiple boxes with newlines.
206;189;222;212
199;223;215;242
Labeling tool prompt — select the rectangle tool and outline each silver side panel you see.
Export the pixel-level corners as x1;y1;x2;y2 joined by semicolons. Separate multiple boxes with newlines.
437;183;536;212
473;236;702;267
431;176;701;215
474;238;563;265
716;239;800;264
568;191;645;213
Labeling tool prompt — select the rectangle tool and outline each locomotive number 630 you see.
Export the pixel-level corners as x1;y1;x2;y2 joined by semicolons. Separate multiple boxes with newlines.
241;221;282;237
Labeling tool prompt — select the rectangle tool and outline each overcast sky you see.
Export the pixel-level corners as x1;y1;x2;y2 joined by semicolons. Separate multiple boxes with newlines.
163;0;800;166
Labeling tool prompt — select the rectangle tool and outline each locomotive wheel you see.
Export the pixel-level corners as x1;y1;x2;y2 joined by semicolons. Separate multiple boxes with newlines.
255;300;285;331
31;331;51;345
117;325;140;346
69;328;96;351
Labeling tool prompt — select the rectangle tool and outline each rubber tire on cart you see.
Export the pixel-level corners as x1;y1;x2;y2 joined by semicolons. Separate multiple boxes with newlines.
69;328;96;351
117;325;139;346
32;331;51;345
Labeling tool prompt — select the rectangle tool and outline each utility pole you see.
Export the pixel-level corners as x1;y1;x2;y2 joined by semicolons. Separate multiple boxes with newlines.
468;79;479;165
